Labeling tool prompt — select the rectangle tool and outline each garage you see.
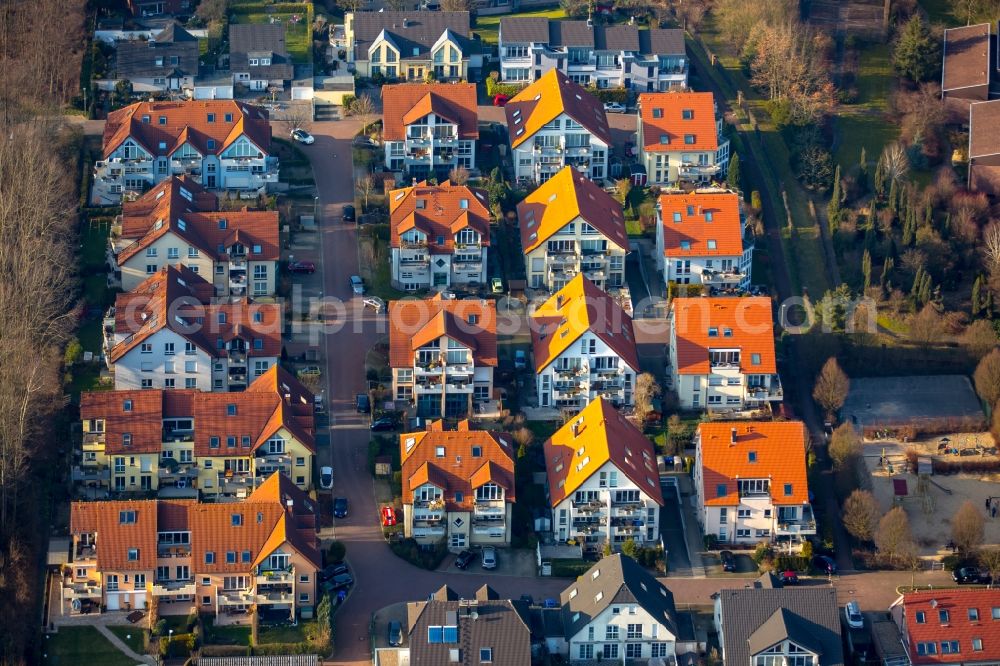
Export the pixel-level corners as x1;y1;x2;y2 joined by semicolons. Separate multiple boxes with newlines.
106;593;120;611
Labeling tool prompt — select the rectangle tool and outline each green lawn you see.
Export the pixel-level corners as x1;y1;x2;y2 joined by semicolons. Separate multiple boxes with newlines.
920;0;960;25
107;626;145;655
42;627;136;666
474;7;566;45
204;622;251;646
158;614;192;634
230;3;314;65
257;622;309;644
834;44;898;172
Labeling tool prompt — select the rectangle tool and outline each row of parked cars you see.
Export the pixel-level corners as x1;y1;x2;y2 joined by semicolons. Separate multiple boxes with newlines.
454;546;497;571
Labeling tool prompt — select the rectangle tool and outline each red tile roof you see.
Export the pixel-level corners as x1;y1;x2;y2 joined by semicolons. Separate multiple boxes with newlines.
399;420;515;511
659;191;744;258
942;24;991;93
639;91;720;153
102;100;271;159
671;297;776;375
697;421;809;507
505;69;611;149
70;500;159;571
388;295;498;368
381;83;479;142
117;176;279;263
389;180;491;252
898;589;1000;664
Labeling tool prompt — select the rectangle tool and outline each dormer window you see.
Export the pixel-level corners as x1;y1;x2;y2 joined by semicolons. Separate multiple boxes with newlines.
159;116;167;125
460;199;468;209
684;134;696;144
416;199;426;209
679;240;690;250
652;108;663;118
218;219;227;229
207;139;216;150
708;327;718;337
682;109;694;120
707;240;717;250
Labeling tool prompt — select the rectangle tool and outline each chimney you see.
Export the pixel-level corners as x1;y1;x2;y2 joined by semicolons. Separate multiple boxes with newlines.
286;498;294;509
556;294;564;309
730;428;737;445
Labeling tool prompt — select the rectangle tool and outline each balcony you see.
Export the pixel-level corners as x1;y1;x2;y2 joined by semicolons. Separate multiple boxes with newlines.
473;500;505;517
415;362;445;375
152;580;196;596
228;349;247;365
73;464;109;484
157;543;192;558
611;499;643;510
412;526;446;538
219;590;255;605
700;268;745;286
571;499;606;511
413;515;444;527
678;163;721;177
74;542;98;561
256;591;294;605
572;516;607;526
401;241;428;249
776;506;816;535
400;257;430;268
63;582;102;600
158;462;198;482
748;377;783;401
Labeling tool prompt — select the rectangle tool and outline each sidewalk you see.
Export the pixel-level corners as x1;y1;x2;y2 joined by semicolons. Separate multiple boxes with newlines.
94;624;156;665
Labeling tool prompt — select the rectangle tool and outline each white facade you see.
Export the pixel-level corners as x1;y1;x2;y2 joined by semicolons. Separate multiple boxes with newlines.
638;121;731;187
383;111;475;177
525;221;626;292
394;337;494;418
391;229;488;290
512;113;609;184
655;225;752;291
566;603;677;663
403;483;512;550
536;332;636;411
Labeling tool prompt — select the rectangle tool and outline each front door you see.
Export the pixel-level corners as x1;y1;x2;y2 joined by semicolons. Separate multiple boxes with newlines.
206;175;216;188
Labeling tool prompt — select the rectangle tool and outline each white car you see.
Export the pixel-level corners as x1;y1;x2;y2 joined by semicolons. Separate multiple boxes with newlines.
350;275;365;295
290;128;315;145
320;466;333;490
844;601;863;629
603;102;626;113
363;296;385;313
481;546;497;570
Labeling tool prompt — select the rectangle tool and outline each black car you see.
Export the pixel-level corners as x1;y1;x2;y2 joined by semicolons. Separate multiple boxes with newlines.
327;572;353;590
953;566;991;584
520;594;534;606
813;555;837;574
343;205;356;223
388;620;403;647
356;393;370;413
333;497;349;518
454;550;475;570
370;417;396;432
320;563;349;582
720;550;736;572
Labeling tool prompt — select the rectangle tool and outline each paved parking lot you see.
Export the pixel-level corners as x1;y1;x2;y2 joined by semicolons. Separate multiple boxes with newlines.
439;547;537;577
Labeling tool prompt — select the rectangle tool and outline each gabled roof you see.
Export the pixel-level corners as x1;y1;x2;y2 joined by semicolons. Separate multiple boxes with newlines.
895;589;1000;664
388;295;497;368
639;28;685;56
400;420;514;511
382;83;479;142
229;23;294;81
543;397;663;507
504;69;611;149
117;176;279;263
560;554;678;640
108;265;282;363
516;166;627;254
718;587;843;666
499;18;683;56
639;91;719;153
70;500;159;571
115;23;199;79
530;275;638;374
942;23;991;93
349;11;472;62
102;100;271;159
388;180;490;251
671;296;776;375
659;191;743;258
969;100;1000;158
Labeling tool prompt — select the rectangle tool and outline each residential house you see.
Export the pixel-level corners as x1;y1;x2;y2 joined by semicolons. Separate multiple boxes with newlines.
517;165;627;292
559;554;678;663
388;179;490;290
126;0;191;17
114;22;199;93
968;100;1000;197
344;11;478;81
941;24;991;108
399;420;514;550
104;265;281;391
530;276;638;410
93;100;276;205
693;421;814;548
543;397;664;553
111;176;279;295
656;191;752;291
668;297;781;412
373;585;530;666
229;24;296;92
76;365;316;497
637;91;730;187
498;18;686;91
890;589;1000;665
505;69;611;184
61;473;321;623
381;83;478;177
716;577;844;666
388;294;497;417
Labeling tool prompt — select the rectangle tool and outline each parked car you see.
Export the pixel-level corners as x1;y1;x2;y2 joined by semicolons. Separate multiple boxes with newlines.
812;555;837;575
720;550;736;572
388;620;403;647
328;572;353;590
604;102;626;113
481;546;497;570
288;260;316;274
363;296;385;313
370;417;396;432
356;393;370;413
520;594;534;606
319;466;333;490
844;601;864;629
542;598;559;608
291;128;315;145
421;0;440;9
513;350;527;370
953;566;991;584
381;506;397;527
455;550;476;570
333;497;349;518
490;277;503;294
297;365;322;379
780;570;799;585
493;94;510;107
350;275;364;295
343;205;356;222
313;394;325;413
320;563;349;582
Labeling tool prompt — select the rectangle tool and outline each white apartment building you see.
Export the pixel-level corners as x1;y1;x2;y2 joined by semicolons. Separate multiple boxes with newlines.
656;191;752;291
694;421;815;548
93;100;277;205
505;69;611;184
637;91;730;186
498;18;687;92
668;297;782;413
517;166;628;292
531;275;638;411
544;397;663;554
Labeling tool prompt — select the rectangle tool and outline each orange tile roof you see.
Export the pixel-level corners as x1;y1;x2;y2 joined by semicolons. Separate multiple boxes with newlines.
505;69;611;149
899;589;1000;664
530;275;639;373
544;397;663;507
117;176;279;263
70;500;159;571
389;180;491;252
381;83;479;142
697;421;809;507
671;297;776;375
942;24;991;92
102;100;271;159
400;420;515;511
516;166;627;254
80;366;315;457
388;295;498;368
659;192;744;258
109;265;282;363
639;91;719;153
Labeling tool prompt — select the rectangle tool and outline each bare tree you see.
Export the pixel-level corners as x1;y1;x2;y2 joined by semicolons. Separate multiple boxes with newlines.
829;423;862;470
875;507;916;566
881;143;910;186
963;319;998;358
984;221;1000;276
952;500;986;554
812;357;849;419
974;349;1000;409
908;305;947;347
284;102;314;133
979;548;1000;588
348;93;376;136
634;373;662;425
441;0;471;9
842;489;879;542
448;165;470;185
385;0;408;10
337;0;365;12
356;174;376;212
615;178;632;208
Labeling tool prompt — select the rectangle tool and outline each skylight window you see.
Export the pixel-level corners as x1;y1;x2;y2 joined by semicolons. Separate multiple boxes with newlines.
652;108;663;118
684;134;696;144
708;327;718;337
682;109;694;120
707;240;717;249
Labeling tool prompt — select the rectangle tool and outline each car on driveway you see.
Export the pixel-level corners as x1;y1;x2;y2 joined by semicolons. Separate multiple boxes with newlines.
363;296;385;312
481;546;497;570
492;94;510;107
319;466;333;490
370;417;396;432
343;205;356;222
356;393;370;413
490;277;503;294
455;550;475;570
604;102;626;113
720;550;736;572
844;601;864;629
350;275;365;295
388;620;403;647
290;128;315;145
333;497;349;518
520;594;534;606
288;260;316;274
780;570;799;585
953;566;991;584
297;365;321;379
813;555;837;575
514;350;527;370
381;506;397;527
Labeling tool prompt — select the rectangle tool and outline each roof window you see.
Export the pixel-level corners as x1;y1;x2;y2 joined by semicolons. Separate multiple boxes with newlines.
682;109;694;120
684;134;696;144
652;108;663;118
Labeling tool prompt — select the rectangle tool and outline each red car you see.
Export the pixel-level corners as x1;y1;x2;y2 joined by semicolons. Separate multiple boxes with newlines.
493;94;510;107
288;260;316;274
381;506;397;527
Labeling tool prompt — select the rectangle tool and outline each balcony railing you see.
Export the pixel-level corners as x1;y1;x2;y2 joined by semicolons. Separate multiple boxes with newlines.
73;465;110;483
152;581;196;596
219;590;255;605
63;583;102;599
256;591;294;604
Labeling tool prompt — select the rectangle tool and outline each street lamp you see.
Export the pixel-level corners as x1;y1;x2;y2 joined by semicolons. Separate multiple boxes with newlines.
314;196;320;224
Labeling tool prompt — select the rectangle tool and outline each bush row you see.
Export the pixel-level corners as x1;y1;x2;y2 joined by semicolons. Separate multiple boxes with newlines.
485;75;526;99
253;642;320;656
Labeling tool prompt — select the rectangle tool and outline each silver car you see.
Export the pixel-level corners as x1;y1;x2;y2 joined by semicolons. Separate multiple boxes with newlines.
481;546;497;570
350;275;364;295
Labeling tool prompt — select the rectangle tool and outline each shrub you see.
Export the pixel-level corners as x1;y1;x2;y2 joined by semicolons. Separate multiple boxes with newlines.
752;541;774;565
774;555;810;572
389;538;448;570
485;76;524;99
584;86;627;103
800;541;813;559
153;619;167;636
704;534;719;550
327;540;346;564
